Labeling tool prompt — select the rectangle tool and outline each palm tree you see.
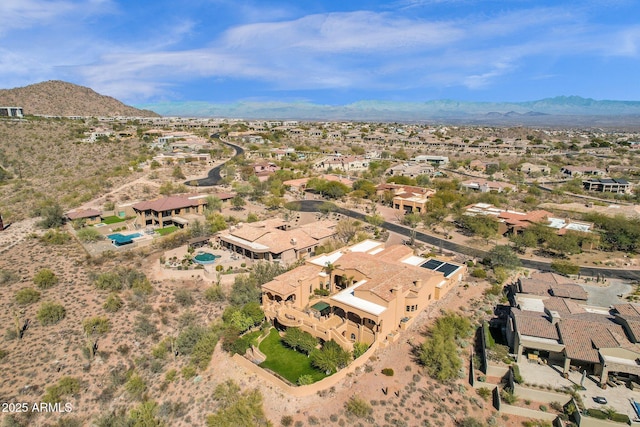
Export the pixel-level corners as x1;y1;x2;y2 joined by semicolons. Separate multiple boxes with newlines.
324;262;340;292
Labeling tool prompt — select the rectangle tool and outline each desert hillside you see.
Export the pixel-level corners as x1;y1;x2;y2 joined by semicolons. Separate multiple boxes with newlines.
0;80;159;117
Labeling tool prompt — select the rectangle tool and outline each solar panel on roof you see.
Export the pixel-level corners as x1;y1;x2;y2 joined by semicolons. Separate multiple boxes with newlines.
436;263;460;278
421;259;444;270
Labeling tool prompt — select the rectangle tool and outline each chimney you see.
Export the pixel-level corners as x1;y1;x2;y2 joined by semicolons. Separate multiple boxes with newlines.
548;310;561;324
290;238;297;245
413;279;422;287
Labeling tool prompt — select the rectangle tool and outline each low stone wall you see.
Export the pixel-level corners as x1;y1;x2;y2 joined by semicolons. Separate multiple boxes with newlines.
232;340;379;397
513;384;571;405
500;404;558;422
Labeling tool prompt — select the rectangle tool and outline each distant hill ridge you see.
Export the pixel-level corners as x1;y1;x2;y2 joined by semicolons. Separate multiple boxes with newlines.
0;80;159;117
137;96;640;125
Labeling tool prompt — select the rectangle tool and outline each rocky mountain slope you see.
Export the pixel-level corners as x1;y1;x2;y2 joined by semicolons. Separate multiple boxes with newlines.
0;80;159;117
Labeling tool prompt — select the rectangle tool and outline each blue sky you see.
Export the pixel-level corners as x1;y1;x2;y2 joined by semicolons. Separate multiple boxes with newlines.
1;0;639;104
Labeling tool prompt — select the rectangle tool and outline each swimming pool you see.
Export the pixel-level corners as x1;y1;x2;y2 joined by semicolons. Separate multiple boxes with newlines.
107;232;142;246
193;252;220;264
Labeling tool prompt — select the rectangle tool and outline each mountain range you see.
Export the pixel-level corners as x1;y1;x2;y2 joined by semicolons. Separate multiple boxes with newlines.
137;96;640;126
1;80;639;126
0;81;159;118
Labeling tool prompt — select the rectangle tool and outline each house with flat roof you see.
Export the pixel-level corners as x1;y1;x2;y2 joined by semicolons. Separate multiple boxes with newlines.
217;218;337;265
583;178;632;194
560;165;606;177
262;240;465;350
460;179;516;193
506;276;640;388
0;107;23;118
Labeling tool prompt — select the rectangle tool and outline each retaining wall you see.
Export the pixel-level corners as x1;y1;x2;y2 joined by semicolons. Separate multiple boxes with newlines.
231;340;379;397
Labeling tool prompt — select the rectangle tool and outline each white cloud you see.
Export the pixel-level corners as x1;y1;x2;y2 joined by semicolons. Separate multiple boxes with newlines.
2;2;639;101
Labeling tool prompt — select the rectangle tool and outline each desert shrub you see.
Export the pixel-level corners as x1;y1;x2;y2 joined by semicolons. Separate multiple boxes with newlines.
43;376;81;403
165;369;177;382
204;284;226;302
281;415;294;426
103;293;123;312
476;387;491;401
182;365;197;379
83;316;111;335
344;395;373;418
459;418;484;427
128;400;163;426
382;368;394;376
0;269;18;286
134;315;157;337
77;227;103;243
37;302;66;325
471;268;487;279
418;312;473;381
124;373;146;400
39;229;71;244
15;288;41;305
92;268;151;293
207;380;269;426
0;349;8;360
34;268;59;289
174;289;194;307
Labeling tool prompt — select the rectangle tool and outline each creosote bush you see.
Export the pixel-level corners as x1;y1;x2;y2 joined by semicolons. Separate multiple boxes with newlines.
344;395;373;419
15;288;41;305
37;302;66;325
43;376;80;403
103;293;123;312
83;316;111;335
34;268;59;289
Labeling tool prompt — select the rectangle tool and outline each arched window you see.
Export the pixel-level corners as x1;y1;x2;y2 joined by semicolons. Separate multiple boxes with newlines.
350;333;356;340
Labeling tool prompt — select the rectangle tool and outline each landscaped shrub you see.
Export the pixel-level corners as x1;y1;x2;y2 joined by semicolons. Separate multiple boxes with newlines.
511;364;523;384
313;288;330;296
77;227;103;243
500;388;518;404
82;316;111;336
352;342;369;359
310;340;351;374
297;374;314;385
586;409;607;419
381;368;394;376
15;288;41;305
37;302;66;325
282;327;318;354
483;321;495;349
34;268;59;289
103;293;123;312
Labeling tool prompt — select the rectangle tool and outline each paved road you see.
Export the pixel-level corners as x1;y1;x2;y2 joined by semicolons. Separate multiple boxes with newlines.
185;140;244;187
297;200;640;280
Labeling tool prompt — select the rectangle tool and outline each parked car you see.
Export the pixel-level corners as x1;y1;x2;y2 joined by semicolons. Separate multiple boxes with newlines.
593;396;608;404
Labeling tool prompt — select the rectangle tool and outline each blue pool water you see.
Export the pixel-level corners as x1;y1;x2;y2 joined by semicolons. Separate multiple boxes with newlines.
193;252;221;264
108;232;142;246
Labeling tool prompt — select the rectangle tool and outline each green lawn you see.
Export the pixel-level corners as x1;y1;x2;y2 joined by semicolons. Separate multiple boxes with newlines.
156;225;179;236
259;328;327;385
102;215;125;224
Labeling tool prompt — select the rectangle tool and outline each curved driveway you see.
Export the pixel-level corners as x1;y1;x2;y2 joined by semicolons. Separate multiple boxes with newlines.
186;140;245;187
297;200;640;280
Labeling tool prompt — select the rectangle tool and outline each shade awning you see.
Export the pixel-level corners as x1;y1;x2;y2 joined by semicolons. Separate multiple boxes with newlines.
311;302;330;312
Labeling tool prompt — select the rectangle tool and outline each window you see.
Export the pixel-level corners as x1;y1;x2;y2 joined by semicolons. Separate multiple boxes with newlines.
309;285;312;294
350;333;356;340
428;294;432;300
406;305;410;312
